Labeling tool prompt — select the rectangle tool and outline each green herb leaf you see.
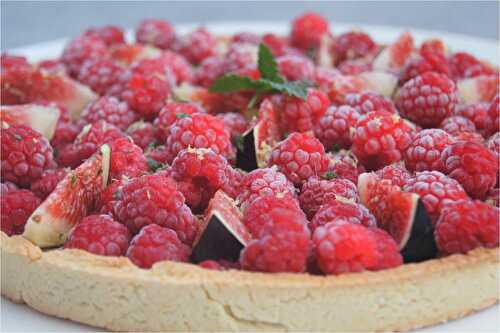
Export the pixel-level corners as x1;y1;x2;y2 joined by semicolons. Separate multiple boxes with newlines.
262;79;313;99
209;75;265;93
322;171;337;180
257;43;283;83
176;113;192;119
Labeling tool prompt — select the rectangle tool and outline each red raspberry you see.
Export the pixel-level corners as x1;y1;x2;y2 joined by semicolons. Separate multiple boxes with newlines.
1;188;41;236
290;12;329;50
487;132;500;157
30;168;69;199
174;27;216;65
121;73;170;120
77;58;127;95
126;121;156;150
154;102;205;143
51;120;81;150
454;131;485;144
334;31;378;64
435;199;499;255
232;32;261;45
439;115;477;136
237;167;296;209
126;224;191;269
351;111;415;171
299;177;359;219
131;51;193;85
488;94;499;129
449;52;496;79
109;138;148;180
240;207;311;273
309;198;376;232
395;72;458;127
98;177;129;217
145;145;170;167
400;49;451;83
314;105;361;150
242;193;303;237
404;171;468;225
375;163;412;187
194;56;225;87
313;222;395;275
279;88;330;133
262;33;291;57
223;42;258;73
1;53;30;71
486;188;499;208
337;59;373;75
404;129;455;173
165;113;235;164
168;148;237;212
84;25;125;46
1;125;56;187
326;150;365;184
199;259;240;271
420;39;446;55
80;96;138;131
61;35;109;77
64;214;131;256
269;132;329;185
314;67;341;92
135;19;175;50
441;141;498;199
37;59;68;74
344;91;397;114
1;181;18;192
276;55;315;81
455;102;497;138
216;112;249;140
114;174;198;244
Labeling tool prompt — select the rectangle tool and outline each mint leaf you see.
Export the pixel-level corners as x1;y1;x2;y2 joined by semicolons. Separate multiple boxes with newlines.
209;75;262;93
258;43;283;83
262;79;313;99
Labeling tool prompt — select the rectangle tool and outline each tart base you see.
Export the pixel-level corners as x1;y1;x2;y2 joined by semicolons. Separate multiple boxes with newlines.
1;231;498;332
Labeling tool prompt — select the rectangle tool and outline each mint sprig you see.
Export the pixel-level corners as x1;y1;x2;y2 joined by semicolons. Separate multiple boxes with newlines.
209;43;313;100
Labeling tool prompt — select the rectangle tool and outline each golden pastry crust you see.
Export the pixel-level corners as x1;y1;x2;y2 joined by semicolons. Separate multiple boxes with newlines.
1;231;498;332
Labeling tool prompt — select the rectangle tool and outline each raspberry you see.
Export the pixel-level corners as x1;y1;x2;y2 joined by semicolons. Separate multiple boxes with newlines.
351;111;415;171
232;32;261;45
168;148;237;212
51;120;81;150
223;42;258;73
370;228;404;270
174;27;216;65
135;19;175;50
439;115;477;136
216;112;249;140
165;113;235;164
290;12;329;50
334;31;378;64
326;150;365;184
1;125;56;187
80;96;138;131
400;49;451;83
262;33;291;57
237;167;295;206
84;25;125;46
242;193;303;237
343;91;397;114
1;181;18;192
314;67;341;92
299;177;359;219
1;53;30;71
314;105;361;150
487;132;500;157
145;145;170;167
131;51;194;85
154;102;205;143
126;121;156;150
403;171;468;225
240;207;311;273
453;131;484;144
121;73;170;120
126;224;191;269
309;198;376;232
488;94;499;129
375;163;412;187
199;259;240;271
61;35;109;77
98;177;127;216
435;199;499;255
194;56;225;87
37;59;68;74
109;138;148;180
276;55;315;81
441;141;498;199
114;174;198;244
278;88;330;133
64;214;131;256
486;188;499;208
30;168;69;199
1;188;41;236
420;39;446;55
269;132;329;185
77;58;127;95
313;222;390;275
449;52;496;79
455;102;497;138
404;129;455;173
395;72;458;128
337;59;373;75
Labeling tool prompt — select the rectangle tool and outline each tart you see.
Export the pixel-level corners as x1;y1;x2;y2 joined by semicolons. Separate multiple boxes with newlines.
1;12;499;332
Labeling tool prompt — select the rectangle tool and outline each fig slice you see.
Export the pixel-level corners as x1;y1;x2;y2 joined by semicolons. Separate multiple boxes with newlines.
0;104;60;139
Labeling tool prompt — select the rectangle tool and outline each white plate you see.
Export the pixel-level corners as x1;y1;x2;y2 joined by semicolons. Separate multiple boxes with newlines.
1;21;499;332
